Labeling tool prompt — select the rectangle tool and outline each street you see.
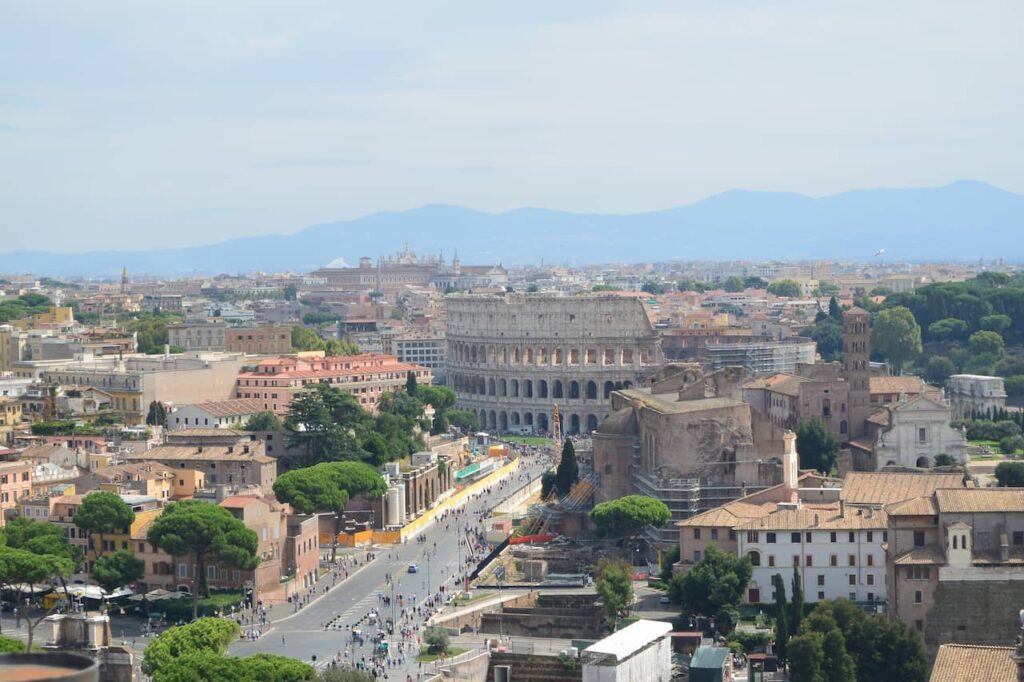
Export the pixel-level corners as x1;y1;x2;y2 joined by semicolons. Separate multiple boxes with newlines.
227;450;550;679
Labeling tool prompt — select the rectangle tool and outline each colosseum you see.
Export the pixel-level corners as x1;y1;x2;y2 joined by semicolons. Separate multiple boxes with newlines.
446;294;663;434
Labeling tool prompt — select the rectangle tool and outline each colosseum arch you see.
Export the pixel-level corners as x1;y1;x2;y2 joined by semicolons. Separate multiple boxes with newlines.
538;380;548;399
488;378;496;396
477;377;486;394
511;412;520;426
537;412;549;432
553;380;564;399
586;414;599;432
524;380;534;398
570;414;580;434
569;381;580;399
524;412;534;426
510;379;519;397
513;347;520;364
488;411;497;431
499;412;508;432
525;348;534;364
498;379;507;396
604;381;615;399
470;346;477;363
586;381;598;400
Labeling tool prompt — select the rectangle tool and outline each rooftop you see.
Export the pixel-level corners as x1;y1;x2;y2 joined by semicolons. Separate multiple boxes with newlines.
841;472;965;506
126;446;273;464
616;388;745;415
178;399;265;418
929;644;1016;682
583;619;672;662
936;488;1024;514
735;504;887;532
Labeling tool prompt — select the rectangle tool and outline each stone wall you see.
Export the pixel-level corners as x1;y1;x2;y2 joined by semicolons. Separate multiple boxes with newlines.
924;579;1024;656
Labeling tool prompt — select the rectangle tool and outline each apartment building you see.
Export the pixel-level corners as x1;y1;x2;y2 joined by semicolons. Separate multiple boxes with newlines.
235;353;431;416
0;459;32;526
225;325;291;355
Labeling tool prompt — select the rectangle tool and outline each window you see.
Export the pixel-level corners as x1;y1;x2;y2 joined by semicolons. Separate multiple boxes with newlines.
830;555;838;567
913;531;925;547
867;592;875;602
208;565;217;580
849;574;856;585
866;531;874;542
768;555;775;567
791;532;801;543
867;554;874;567
867;574;874;586
850;592;857;600
767;532;777;544
914;590;923;604
806;555;813;567
711;528;719;540
818;591;825;600
694;550;701;562
178;563;188;578
793;555;800;566
915;620;923;631
748;551;761;566
747;531;759;543
693;528;701;540
830;532;837;543
919;427;927;443
1014;531;1024;546
849;532;855;543
817;575;825;586
848;555;856;566
806;532;812;543
729;530;736;541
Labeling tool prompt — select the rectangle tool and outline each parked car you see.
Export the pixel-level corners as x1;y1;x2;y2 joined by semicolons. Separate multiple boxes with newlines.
408;564;419;573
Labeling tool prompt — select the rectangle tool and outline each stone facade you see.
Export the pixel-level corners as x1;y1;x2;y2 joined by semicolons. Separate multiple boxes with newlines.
868;394;968;468
446;294;662;435
946;374;1008;420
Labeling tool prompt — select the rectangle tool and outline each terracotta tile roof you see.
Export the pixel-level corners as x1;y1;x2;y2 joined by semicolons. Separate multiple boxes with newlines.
929;644;1016;682
870;375;926;395
935;488;1024;513
866;409;890;427
183;399;264;418
841;472;965;505
677;501;776;528
886;495;938;516
735;504;887;532
127;445;273;465
219;495;263;508
893;545;945;565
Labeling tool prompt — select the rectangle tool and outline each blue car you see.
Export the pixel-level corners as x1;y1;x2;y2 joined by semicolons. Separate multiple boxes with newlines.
408;564;419;573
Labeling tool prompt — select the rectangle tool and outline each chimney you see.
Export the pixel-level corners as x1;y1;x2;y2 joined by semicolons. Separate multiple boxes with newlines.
813;513;820;528
782;430;799;503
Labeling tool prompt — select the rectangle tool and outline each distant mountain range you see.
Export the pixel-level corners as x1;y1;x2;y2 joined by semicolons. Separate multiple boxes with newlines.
3;180;1022;277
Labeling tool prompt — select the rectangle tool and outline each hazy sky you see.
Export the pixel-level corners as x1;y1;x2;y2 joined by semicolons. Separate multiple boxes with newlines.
1;1;1021;253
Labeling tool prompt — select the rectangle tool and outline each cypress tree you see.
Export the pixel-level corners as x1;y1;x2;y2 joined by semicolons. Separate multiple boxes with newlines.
554;439;579;496
772;573;789;665
790;565;804;635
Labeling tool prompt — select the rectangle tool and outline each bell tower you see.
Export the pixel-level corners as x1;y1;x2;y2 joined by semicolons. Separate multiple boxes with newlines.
843;307;871;439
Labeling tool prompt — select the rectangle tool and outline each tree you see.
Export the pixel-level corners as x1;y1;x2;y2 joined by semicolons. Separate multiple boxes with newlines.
405;370;418;396
790;564;804;636
314;669;374;682
146;400;167;426
828;297;843;321
540;471;557;499
968;330;1005;357
285;384;366;465
821;628;856;682
74;491;135;561
152;651;314;682
795;417;839;473
933;453;957;467
595;558;633;628
93;548;145;594
999;435;1024;455
590;496;670;555
927;318;969;342
787;631;824;682
980;313;1012;334
641;281;666;295
554;440;579;496
722;276;745;292
424;626;450;655
925;356;956;385
768;280;803;298
871;307;922;374
147;501;259;620
809;318;844;362
142;618;239;676
244;411;282;431
772;574;789;665
669;544;752;617
283;284;298;301
273;462;386;562
446;410;479;432
995;461;1024;486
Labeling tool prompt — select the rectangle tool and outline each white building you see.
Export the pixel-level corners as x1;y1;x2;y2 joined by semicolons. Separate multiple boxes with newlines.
736;504;888;605
869;394;968;469
945;374;1007;420
395;335;446;382
582;619;672;682
167;321;227;351
169;399;265;430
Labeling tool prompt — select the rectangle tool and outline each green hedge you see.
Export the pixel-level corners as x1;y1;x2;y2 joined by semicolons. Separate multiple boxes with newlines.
153;590;246;621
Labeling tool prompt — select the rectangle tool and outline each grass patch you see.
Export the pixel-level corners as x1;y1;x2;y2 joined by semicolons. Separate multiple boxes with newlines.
417;647;468;662
501;436;551;447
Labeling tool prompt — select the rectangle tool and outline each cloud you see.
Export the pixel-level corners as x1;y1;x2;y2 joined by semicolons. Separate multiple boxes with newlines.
254;158;368;169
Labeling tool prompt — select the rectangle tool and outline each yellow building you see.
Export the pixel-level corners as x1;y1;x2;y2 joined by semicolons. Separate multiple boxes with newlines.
13;306;75;329
85;499;162;571
0;398;22;446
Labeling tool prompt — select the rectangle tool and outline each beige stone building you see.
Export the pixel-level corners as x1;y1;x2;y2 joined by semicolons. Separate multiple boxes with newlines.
225;324;292;355
886;488;1024;656
446;293;662;435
